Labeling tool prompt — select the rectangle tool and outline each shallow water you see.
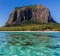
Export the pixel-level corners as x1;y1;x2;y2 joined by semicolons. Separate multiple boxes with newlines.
0;32;60;56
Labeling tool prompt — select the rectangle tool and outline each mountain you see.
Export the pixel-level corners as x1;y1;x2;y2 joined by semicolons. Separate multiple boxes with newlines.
5;4;56;26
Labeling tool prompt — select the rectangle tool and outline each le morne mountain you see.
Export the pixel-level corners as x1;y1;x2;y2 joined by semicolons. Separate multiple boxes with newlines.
0;4;60;31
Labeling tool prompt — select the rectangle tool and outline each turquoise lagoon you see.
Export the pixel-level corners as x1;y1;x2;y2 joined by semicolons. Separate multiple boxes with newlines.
0;32;60;56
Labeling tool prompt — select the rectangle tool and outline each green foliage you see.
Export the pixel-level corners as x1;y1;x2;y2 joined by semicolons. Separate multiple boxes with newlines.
0;22;60;31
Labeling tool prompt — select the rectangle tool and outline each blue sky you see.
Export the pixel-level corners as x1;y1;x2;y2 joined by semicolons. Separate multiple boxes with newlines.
0;0;60;27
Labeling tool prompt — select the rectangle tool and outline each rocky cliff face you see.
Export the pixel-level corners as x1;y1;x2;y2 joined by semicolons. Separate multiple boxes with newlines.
5;5;55;26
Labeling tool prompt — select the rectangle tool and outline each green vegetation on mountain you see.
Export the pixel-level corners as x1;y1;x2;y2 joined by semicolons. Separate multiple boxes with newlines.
0;21;60;31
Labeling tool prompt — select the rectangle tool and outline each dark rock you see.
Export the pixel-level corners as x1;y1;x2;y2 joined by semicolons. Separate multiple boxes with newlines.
47;45;60;49
22;41;33;46
5;4;56;26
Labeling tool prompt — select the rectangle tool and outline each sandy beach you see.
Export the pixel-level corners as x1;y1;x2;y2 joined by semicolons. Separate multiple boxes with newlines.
0;31;60;32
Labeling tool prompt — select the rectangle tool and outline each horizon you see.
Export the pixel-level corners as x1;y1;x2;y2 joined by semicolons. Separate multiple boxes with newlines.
0;0;60;27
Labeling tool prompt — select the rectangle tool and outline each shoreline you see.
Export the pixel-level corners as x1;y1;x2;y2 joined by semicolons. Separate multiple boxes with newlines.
0;31;60;32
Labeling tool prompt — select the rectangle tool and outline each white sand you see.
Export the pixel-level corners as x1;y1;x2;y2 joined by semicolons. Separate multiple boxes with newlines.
0;31;60;32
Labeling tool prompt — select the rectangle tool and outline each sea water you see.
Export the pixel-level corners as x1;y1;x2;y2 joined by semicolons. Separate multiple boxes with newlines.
0;32;60;56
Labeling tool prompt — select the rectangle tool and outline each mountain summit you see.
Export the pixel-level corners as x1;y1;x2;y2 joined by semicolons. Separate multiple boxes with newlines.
5;4;55;26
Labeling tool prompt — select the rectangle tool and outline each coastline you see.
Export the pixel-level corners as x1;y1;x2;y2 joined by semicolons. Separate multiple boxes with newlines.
0;31;60;32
